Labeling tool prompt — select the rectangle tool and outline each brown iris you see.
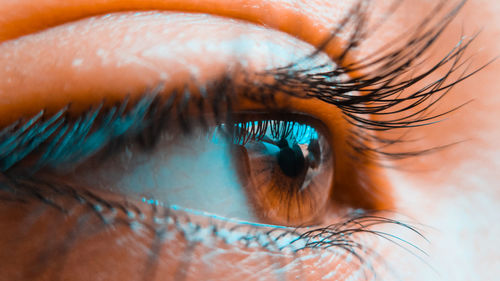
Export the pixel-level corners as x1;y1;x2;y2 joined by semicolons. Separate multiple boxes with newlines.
232;120;333;226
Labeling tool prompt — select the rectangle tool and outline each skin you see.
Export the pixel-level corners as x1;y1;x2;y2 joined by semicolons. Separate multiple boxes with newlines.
0;0;499;280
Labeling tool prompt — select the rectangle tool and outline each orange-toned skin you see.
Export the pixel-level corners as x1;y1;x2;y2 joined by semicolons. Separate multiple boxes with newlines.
0;1;499;281
0;0;329;43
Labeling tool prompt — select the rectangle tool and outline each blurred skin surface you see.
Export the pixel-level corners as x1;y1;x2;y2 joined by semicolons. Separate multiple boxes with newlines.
0;0;499;281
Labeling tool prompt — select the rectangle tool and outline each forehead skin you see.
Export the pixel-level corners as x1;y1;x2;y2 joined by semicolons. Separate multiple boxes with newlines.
0;0;499;281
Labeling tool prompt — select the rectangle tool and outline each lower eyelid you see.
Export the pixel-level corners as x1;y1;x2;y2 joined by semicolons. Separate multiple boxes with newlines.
0;175;420;281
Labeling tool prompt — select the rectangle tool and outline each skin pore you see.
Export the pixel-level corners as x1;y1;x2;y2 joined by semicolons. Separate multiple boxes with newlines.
0;0;499;281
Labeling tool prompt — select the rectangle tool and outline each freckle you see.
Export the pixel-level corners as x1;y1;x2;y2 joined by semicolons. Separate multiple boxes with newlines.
72;58;84;67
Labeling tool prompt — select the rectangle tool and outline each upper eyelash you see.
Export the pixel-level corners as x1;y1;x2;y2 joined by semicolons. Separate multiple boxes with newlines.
226;120;318;146
258;0;486;159
0;0;481;173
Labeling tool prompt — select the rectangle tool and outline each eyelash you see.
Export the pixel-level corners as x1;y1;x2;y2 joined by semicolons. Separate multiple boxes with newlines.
0;0;482;277
263;0;485;160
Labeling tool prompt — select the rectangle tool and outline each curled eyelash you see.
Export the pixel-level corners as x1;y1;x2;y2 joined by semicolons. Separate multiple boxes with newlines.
0;82;239;173
255;0;488;159
0;174;428;280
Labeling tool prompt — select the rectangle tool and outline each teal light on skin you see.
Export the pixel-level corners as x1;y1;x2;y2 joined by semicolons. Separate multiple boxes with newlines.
140;197;303;229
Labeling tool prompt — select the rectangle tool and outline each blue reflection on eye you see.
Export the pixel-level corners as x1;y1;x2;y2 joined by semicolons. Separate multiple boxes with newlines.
142;197;163;206
225;120;319;147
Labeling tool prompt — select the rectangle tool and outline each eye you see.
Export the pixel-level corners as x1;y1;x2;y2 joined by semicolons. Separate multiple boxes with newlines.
0;2;471;229
0;7;401;229
57;111;335;226
0;11;354;227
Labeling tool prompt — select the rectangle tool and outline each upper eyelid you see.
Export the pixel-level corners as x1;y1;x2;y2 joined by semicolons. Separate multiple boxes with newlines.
0;70;328;173
0;9;342;173
0;1;461;127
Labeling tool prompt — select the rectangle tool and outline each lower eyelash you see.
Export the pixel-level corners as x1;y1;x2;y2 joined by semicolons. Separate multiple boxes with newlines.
0;174;426;280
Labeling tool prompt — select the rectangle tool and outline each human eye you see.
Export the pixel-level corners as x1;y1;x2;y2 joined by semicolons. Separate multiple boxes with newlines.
0;0;489;280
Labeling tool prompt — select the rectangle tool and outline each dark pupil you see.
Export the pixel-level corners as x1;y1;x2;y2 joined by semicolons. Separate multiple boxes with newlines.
277;138;305;178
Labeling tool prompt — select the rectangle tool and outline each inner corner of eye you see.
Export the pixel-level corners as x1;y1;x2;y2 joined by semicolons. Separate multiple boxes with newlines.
56;106;334;227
